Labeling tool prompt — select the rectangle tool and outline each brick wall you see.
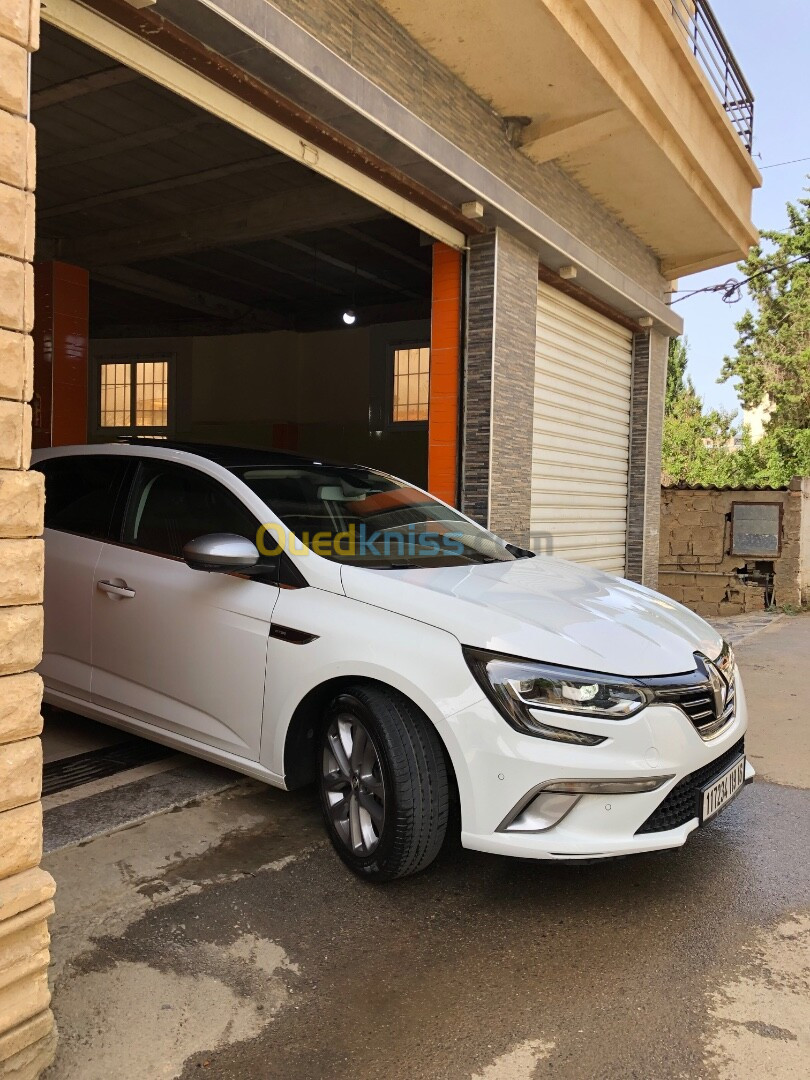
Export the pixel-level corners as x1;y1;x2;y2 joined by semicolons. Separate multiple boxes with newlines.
461;230;537;545
658;484;804;616
267;0;668;300
0;1;57;1076
488;232;538;546
626;329;668;587
461;233;495;528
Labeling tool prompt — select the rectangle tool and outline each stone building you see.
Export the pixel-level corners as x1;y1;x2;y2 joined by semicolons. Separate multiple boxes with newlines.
0;0;759;1073
659;481;810;615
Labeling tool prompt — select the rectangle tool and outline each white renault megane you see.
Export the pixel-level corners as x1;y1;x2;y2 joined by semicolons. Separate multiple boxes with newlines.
33;441;753;880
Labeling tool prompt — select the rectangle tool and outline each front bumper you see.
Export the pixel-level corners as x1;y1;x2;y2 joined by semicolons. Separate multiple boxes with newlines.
441;671;751;860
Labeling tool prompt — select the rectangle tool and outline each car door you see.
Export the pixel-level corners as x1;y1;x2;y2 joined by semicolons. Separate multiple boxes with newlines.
91;457;278;759
34;453;133;701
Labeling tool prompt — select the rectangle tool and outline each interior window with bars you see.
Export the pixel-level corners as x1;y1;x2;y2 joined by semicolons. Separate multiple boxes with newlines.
392;346;430;423
99;359;170;437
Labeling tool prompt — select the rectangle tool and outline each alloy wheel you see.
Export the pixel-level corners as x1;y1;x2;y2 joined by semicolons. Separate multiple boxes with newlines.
322;714;386;855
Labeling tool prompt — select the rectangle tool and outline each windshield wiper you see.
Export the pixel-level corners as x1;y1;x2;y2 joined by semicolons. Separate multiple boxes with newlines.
505;543;536;560
369;561;421;570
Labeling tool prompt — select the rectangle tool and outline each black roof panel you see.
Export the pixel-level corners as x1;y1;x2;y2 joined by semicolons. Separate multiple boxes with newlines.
118;438;343;470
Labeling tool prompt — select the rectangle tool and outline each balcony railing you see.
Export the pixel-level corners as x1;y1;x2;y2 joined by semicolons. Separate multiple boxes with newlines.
671;0;754;151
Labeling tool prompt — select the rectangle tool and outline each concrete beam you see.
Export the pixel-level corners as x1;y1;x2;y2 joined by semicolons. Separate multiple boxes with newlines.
521;110;629;163
92;266;259;322
275;236;426;301
39;155;283;221
57;183;384;268
31;66;139;109
39;116;212;171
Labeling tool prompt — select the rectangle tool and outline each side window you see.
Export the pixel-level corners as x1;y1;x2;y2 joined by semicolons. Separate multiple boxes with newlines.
35;455;130;540
123;461;260;559
96;358;171;439
391;345;430;425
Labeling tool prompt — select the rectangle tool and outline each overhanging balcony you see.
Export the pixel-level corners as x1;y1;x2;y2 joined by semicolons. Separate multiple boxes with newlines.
376;0;761;278
671;0;754;152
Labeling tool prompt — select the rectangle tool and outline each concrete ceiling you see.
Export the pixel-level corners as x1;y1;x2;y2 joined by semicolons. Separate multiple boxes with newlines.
33;25;432;336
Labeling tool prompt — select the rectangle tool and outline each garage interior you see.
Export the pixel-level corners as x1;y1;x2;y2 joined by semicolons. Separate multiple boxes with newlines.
31;21;460;804
32;23;443;490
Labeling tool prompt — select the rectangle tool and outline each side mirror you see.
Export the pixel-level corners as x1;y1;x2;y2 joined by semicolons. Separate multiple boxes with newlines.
182;533;260;573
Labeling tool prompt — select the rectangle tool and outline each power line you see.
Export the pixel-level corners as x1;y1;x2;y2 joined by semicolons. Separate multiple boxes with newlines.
670;253;810;305
760;155;810;170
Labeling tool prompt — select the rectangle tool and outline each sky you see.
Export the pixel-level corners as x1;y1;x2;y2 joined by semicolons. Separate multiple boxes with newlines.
675;0;810;416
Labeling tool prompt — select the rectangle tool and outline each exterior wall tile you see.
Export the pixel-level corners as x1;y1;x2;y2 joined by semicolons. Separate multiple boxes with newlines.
0;38;27;118
0;739;40;814
0;970;49;1043
0;331;33;403
0;257;33;335
0;114;28;192
0;804;41;882
0;403;31;470
0;542;42;608
0;1020;56;1078
460;230;537;545
489;231;538;546
0;607;42;678
0;1009;54;1067
0;673;42;751
0;2;54;1072
0;920;49;994
626;329;668;587
0;870;53;926
0;0;37;50
0;185;32;262
0;473;42;541
461;233;495;528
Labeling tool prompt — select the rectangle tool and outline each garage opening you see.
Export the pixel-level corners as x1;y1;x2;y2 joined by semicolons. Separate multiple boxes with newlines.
31;23;462;491
31;20;463;815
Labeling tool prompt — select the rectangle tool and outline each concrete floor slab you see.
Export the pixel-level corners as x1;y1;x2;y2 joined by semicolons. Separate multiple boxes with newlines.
43;760;244;854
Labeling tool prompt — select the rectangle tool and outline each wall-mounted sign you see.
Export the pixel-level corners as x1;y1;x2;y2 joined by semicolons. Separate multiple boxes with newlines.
730;501;782;557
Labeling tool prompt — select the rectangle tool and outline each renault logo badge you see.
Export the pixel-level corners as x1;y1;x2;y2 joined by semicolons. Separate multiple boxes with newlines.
706;659;728;716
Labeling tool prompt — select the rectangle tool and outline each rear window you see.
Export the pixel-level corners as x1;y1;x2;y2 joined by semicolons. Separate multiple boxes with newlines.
34;455;130;540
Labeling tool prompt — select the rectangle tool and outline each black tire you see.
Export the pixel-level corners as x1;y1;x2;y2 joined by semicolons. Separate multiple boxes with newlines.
318;684;449;881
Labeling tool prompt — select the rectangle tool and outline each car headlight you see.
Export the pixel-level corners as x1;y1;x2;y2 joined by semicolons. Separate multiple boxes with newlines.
463;648;651;745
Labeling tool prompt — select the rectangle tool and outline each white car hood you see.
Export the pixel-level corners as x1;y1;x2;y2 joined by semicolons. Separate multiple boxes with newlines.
340;556;722;677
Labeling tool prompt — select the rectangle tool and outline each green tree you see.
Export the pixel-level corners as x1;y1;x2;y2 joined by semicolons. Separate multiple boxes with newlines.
661;338;739;486
666;336;689;411
721;187;810;439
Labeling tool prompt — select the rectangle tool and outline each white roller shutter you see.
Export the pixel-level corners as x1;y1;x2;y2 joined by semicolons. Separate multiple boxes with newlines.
532;281;633;574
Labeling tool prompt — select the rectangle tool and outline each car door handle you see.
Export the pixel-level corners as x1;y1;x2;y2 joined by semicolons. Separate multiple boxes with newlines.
97;579;136;599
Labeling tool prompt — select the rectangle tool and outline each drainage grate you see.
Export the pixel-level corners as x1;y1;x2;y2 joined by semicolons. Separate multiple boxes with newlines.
42;739;172;797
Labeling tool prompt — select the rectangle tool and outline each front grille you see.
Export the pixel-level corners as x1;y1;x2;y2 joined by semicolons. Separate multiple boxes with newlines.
655;677;736;740
636;738;745;835
646;643;737;741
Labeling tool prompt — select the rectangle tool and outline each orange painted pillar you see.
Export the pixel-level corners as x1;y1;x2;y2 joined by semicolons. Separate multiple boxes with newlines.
33;261;89;448
428;243;462;505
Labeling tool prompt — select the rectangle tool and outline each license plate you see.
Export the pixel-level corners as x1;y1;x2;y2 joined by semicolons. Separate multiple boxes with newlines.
700;755;746;823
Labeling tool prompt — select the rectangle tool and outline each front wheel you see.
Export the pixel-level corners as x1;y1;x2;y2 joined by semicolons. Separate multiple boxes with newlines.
318;685;449;881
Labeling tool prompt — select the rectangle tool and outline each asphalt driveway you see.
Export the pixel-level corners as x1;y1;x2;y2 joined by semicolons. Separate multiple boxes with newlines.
43;614;810;1080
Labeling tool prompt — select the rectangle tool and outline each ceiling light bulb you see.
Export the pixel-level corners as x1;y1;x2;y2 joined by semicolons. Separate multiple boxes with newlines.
342;309;356;325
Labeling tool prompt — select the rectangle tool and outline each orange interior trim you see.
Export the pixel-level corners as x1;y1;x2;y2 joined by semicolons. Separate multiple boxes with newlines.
428;243;462;506
33;261;89;448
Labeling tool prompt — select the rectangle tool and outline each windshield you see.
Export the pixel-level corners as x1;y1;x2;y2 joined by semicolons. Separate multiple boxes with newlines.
232;463;526;568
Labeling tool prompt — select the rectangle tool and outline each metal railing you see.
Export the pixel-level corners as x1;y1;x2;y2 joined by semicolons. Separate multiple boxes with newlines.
670;0;754;151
